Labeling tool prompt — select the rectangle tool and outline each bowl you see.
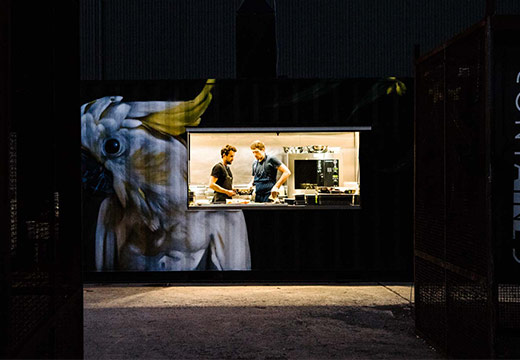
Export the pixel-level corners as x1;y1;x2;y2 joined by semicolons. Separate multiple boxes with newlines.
283;146;307;153
307;145;328;153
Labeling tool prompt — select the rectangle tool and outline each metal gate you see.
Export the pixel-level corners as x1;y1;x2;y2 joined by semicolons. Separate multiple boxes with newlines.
415;15;520;358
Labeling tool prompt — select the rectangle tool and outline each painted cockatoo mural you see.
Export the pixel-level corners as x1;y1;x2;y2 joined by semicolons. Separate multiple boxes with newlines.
81;80;251;271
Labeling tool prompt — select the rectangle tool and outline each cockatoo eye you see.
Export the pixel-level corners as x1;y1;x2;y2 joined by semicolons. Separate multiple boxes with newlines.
103;138;122;156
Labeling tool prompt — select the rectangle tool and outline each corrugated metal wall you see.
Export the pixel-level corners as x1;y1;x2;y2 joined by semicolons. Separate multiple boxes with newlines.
276;0;520;78
80;0;238;80
80;0;520;80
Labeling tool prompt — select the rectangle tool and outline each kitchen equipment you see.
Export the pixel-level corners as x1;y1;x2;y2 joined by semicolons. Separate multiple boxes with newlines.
283;146;307;153
305;194;317;205
316;187;346;194
300;182;317;189
293;159;339;188
316;186;330;193
295;194;306;205
287;152;342;198
306;145;328;153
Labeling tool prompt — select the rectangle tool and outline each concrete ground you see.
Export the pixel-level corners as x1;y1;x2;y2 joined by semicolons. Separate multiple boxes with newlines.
84;283;441;359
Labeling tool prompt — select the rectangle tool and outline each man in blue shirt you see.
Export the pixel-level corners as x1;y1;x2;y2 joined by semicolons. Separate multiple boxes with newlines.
249;140;291;203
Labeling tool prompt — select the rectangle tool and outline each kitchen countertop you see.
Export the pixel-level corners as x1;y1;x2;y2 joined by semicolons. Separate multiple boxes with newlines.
187;203;361;211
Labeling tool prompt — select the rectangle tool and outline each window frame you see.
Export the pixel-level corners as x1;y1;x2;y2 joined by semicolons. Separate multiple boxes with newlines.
186;126;371;210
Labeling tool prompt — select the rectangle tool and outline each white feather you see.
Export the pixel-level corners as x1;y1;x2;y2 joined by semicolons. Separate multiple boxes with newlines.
122;119;142;128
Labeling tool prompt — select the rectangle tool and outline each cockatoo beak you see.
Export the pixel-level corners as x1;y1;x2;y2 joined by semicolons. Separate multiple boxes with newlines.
81;147;115;196
140;79;216;136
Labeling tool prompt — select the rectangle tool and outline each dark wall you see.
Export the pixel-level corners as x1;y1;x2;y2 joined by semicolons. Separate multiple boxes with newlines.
491;17;520;358
80;0;520;80
275;0;520;78
492;19;520;284
1;0;82;358
80;0;238;80
0;0;11;356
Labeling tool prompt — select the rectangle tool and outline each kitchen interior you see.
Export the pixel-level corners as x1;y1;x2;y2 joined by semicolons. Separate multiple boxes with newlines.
188;131;361;208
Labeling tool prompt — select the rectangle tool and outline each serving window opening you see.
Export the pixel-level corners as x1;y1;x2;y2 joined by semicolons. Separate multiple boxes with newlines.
187;129;362;209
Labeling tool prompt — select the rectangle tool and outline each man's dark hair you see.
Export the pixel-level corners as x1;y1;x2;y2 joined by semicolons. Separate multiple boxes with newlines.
221;145;237;157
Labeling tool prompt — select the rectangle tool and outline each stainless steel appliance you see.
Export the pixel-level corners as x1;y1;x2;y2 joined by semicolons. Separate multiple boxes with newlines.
287;152;342;197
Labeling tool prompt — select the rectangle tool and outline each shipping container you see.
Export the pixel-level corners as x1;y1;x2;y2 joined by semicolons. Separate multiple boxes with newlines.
81;78;415;282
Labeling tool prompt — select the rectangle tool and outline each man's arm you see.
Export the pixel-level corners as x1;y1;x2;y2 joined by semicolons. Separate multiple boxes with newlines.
209;176;236;197
271;163;291;196
247;177;255;191
248;163;255;191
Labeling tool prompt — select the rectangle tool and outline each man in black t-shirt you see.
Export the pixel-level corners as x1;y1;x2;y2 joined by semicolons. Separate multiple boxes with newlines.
209;145;237;203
